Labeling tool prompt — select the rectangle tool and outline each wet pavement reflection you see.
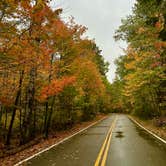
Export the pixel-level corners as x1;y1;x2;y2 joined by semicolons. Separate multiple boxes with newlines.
23;115;166;166
107;115;166;166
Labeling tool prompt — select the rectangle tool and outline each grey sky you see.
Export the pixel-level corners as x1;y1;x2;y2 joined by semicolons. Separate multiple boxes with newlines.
51;0;136;82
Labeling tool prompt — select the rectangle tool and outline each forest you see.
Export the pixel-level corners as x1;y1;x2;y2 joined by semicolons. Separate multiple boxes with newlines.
0;0;111;152
112;0;166;119
0;0;165;156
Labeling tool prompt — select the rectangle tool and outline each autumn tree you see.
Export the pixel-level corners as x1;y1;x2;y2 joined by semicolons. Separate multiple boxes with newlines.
0;0;110;151
114;0;166;118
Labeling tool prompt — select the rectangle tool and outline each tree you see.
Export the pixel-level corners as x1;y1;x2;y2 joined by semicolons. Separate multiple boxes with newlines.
114;0;166;118
0;0;111;149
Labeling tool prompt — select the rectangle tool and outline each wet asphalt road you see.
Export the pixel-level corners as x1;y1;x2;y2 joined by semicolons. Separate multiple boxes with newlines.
23;114;166;166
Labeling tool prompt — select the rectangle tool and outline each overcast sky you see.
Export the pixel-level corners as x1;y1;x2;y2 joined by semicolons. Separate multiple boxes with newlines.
51;0;136;82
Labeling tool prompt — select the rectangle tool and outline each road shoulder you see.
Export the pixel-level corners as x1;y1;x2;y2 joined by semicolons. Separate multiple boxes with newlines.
129;115;166;142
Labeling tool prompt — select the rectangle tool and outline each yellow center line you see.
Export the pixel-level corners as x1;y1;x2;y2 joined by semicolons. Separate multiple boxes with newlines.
94;116;117;166
94;130;110;166
101;117;117;166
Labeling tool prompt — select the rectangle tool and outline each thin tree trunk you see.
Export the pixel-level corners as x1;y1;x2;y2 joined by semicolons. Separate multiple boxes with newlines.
44;97;55;138
4;108;7;130
43;101;48;135
23;67;37;142
5;70;24;145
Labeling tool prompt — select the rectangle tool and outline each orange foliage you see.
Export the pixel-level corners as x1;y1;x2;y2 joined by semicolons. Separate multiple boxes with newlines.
155;21;162;29
40;76;76;100
154;41;166;50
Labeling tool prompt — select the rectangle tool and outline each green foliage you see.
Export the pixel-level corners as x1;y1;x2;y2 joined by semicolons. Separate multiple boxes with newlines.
113;0;166;118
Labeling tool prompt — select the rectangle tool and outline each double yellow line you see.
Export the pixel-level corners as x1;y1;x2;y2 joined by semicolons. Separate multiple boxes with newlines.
94;116;117;166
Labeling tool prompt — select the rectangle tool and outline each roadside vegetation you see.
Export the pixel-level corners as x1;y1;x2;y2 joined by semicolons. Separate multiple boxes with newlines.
112;0;166;125
0;0;111;154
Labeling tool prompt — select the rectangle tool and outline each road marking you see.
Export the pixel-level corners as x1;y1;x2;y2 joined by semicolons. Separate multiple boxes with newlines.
14;116;108;166
101;117;116;166
94;116;116;166
94;129;110;166
129;116;166;144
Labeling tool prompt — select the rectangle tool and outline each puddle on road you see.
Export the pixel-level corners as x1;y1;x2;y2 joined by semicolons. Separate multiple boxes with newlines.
81;132;105;136
92;125;110;128
116;125;122;128
115;131;124;138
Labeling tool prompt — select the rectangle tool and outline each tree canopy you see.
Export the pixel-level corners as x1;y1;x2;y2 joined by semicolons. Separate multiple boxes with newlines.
113;0;166;118
0;0;111;149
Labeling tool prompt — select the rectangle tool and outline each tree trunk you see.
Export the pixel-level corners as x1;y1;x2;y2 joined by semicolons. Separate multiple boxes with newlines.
6;70;24;145
24;67;37;142
44;97;55;138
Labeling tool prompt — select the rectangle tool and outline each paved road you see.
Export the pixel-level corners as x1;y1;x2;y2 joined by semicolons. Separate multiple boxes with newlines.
23;114;166;166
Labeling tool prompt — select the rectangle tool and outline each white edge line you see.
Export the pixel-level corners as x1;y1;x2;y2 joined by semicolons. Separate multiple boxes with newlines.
129;116;166;144
14;116;108;166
